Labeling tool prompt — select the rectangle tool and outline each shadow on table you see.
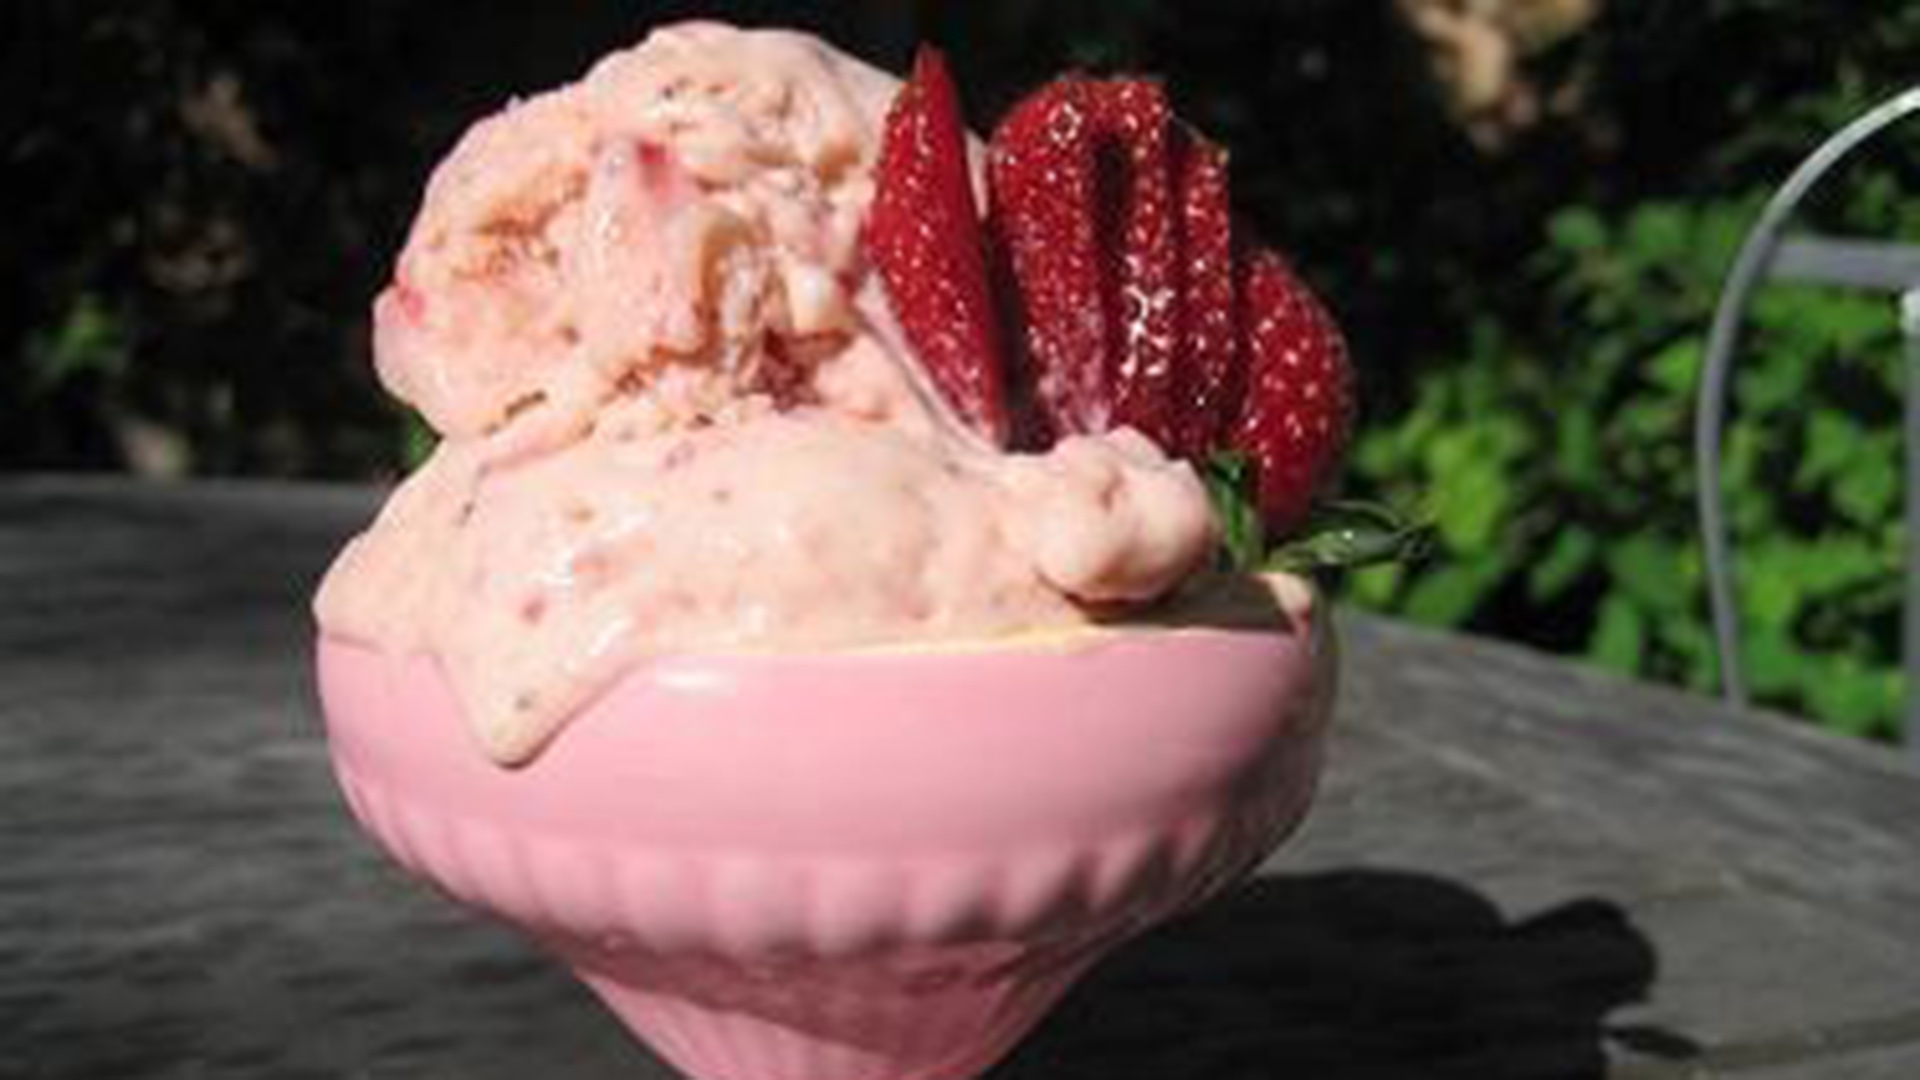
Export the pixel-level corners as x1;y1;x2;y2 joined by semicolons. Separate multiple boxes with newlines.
998;868;1697;1080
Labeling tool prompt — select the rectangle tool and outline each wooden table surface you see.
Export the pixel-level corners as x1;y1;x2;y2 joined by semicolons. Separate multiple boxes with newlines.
5;475;1919;1080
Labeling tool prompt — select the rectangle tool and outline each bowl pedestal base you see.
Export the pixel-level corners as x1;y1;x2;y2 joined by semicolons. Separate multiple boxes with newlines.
555;938;1101;1080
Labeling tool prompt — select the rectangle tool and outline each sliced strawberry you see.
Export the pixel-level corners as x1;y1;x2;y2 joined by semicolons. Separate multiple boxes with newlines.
989;69;1352;536
988;76;1113;438
1092;80;1181;451
865;47;1011;445
1170;128;1237;458
1231;247;1353;536
992;77;1238;454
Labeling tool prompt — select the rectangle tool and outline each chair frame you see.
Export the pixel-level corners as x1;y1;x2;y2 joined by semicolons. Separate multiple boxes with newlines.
1694;86;1920;757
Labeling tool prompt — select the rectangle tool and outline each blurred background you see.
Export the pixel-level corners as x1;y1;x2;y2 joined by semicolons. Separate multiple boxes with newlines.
5;0;1916;743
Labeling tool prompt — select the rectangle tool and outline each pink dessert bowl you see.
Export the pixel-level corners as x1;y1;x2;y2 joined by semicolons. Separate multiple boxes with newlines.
315;581;1337;1080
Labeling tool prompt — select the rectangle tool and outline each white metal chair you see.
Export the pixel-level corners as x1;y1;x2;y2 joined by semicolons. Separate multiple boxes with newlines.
1694;86;1920;759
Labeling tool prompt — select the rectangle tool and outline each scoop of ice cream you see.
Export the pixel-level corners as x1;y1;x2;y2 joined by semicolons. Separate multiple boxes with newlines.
373;21;900;445
319;415;1217;761
317;22;1222;763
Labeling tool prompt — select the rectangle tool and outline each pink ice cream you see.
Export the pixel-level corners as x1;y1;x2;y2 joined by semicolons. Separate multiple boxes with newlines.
315;22;1220;763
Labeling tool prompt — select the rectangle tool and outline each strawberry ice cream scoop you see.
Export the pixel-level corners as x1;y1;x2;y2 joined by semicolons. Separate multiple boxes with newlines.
316;23;1222;763
370;22;898;442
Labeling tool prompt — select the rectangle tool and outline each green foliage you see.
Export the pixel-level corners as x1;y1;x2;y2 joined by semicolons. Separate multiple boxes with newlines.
1346;179;1914;741
400;412;438;471
1336;0;1920;743
23;293;134;395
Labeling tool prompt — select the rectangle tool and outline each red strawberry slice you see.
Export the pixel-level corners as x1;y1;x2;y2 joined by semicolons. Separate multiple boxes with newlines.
1093;80;1181;451
1232;247;1353;536
988;76;1113;438
986;69;1353;537
991;77;1236;455
865;47;1011;445
1170;128;1238;458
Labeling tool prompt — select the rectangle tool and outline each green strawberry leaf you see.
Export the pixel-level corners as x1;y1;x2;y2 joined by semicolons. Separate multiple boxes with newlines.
1202;451;1432;577
1265;500;1436;576
1201;451;1266;572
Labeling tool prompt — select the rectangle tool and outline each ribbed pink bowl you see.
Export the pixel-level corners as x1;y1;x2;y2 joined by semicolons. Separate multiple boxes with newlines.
316;603;1335;1080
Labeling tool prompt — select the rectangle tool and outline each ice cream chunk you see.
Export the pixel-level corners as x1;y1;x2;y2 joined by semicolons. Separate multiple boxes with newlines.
372;21;900;446
318;417;1215;762
317;22;1220;763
